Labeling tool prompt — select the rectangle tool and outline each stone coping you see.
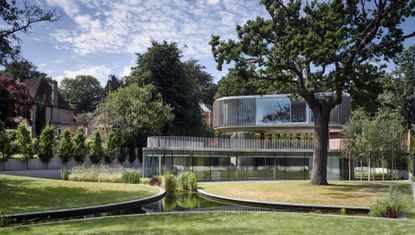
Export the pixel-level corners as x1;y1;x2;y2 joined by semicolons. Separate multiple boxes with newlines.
197;188;370;214
5;185;165;222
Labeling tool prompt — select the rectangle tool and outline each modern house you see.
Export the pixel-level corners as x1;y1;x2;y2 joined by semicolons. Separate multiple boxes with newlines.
143;93;351;181
22;78;81;137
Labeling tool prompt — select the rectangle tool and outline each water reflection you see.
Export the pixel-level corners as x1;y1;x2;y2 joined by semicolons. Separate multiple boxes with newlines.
144;193;226;212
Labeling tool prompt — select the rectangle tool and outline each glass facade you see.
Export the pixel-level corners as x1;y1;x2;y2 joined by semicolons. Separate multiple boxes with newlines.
144;149;345;181
256;98;291;124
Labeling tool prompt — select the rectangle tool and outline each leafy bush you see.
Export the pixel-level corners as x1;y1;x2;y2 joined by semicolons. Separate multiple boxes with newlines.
369;187;405;218
177;171;197;192
69;164;139;183
140;178;151;184
150;175;162;186
121;170;140;184
16;123;33;163
72;128;87;164
89;130;104;164
37;125;55;166
58;129;73;164
60;166;69;180
163;172;177;194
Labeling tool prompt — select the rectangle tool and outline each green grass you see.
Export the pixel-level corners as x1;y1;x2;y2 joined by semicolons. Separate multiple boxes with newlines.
2;212;415;234
0;174;159;214
199;181;413;208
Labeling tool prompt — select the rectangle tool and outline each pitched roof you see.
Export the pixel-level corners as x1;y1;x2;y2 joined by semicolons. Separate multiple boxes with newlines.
22;78;74;110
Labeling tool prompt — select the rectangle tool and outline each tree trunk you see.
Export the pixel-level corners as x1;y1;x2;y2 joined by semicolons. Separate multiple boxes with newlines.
310;108;330;185
348;157;351;181
368;155;371;181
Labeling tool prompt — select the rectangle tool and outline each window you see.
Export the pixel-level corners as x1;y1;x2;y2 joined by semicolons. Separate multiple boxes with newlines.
256;98;290;124
291;100;306;122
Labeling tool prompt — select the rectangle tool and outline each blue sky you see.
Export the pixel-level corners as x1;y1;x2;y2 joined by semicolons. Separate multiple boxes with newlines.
16;0;415;85
17;0;268;85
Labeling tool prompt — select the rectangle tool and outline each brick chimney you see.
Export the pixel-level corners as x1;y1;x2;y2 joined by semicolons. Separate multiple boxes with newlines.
51;80;58;107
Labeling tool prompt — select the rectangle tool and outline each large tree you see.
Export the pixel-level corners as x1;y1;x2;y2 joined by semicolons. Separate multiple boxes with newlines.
60;75;104;113
0;60;49;81
0;0;60;65
378;46;415;130
210;0;415;185
127;41;203;136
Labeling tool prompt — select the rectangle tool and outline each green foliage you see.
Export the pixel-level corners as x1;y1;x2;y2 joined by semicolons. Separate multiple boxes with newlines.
97;84;173;136
177;171;197;192
339;208;346;215
121;170;141;184
72;128;87;164
140;178;150;185
369;187;405;218
0;121;12;161
60;166;69;180
58;129;73;164
37;125;54;164
150;176;162;186
104;74;123;95
60;75;104;112
163;172;177;194
89;130;104;164
215;69;290;99
34;99;46;136
16;123;33;162
105;131;118;164
127;41;204;136
0;211;16;227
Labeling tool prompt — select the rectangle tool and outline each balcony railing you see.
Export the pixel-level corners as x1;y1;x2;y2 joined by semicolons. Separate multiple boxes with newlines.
147;136;344;151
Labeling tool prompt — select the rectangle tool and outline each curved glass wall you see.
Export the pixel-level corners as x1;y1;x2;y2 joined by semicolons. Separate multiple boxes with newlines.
213;94;351;128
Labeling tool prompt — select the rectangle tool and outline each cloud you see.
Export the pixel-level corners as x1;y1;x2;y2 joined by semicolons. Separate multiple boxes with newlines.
44;0;267;58
56;65;111;85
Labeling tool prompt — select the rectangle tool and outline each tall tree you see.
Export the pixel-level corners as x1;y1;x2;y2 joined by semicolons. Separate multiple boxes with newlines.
0;121;12;170
0;76;33;127
104;74;123;95
210;0;415;185
378;46;415;130
127;41;203;136
60;75;104;113
37;125;55;168
72;128;87;164
16;123;33;169
89;130;103;164
58;129;73;165
0;60;49;81
184;59;218;109
0;0;60;65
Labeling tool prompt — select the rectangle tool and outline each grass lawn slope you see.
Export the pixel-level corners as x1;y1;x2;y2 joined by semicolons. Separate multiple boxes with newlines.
199;181;413;208
2;212;414;234
0;174;159;214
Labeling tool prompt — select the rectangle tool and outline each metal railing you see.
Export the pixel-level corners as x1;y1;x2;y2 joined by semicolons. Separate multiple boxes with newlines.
147;136;344;150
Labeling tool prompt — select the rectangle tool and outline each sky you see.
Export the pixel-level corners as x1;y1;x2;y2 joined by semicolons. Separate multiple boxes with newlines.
17;0;268;85
15;0;415;86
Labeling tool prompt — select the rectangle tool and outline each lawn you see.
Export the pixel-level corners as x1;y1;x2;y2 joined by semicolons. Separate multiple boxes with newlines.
199;181;413;208
0;174;159;214
2;211;414;234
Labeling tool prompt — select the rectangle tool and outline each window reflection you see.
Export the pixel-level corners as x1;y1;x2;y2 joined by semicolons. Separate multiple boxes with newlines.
256;98;290;124
291;100;306;122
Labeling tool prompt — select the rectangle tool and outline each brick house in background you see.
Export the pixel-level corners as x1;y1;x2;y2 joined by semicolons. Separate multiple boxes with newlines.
22;78;81;137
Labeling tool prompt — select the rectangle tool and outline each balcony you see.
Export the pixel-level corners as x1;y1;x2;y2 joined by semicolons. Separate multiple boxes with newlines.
147;136;344;151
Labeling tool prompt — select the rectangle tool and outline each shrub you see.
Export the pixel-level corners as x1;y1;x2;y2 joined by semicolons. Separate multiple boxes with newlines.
121;170;141;184
105;131;119;164
16;123;33;163
150;175;162;186
163;172;177;194
69;164;138;183
37;125;55;167
140;178;151;185
369;187;405;218
60;166;69;180
89;130;104;164
72;128;87;164
177;171;197;192
58;129;73;164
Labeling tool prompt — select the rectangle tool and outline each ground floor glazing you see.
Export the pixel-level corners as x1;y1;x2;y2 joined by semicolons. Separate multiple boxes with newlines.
143;149;349;181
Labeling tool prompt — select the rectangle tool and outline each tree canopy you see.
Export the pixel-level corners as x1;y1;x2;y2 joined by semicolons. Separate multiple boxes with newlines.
127;41;205;136
210;0;415;185
60;75;104;113
0;0;60;65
